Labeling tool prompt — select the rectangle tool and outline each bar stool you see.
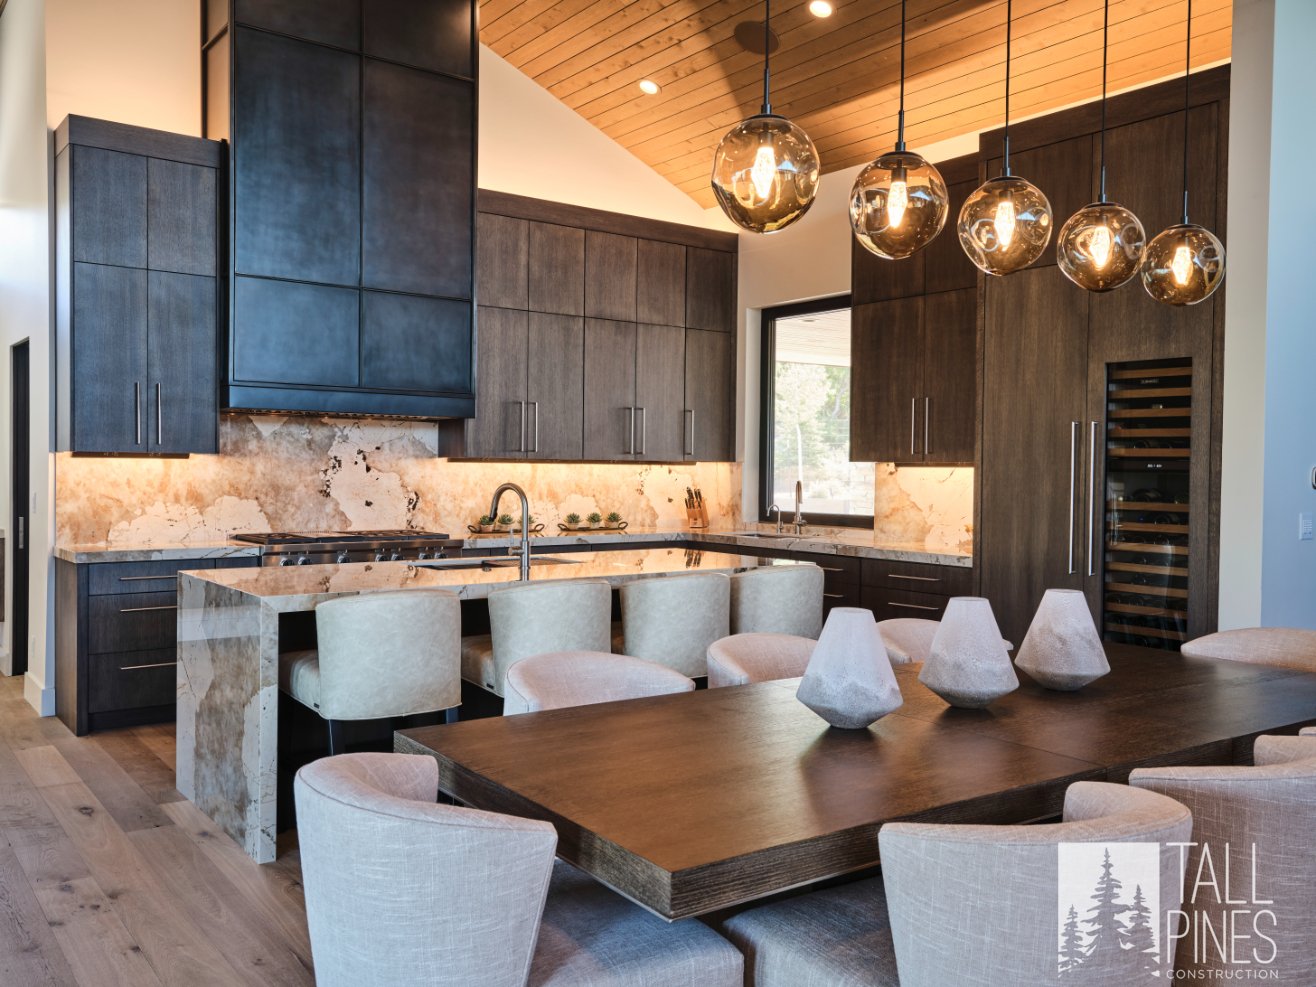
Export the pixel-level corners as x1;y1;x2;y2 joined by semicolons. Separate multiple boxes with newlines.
461;580;613;696
876;617;1013;665
730;564;824;638
279;590;461;755
504;652;695;714
1180;627;1316;672
706;633;815;688
619;572;730;677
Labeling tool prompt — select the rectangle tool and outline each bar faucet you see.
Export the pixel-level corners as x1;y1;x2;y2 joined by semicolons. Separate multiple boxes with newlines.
792;480;807;534
487;482;532;581
768;503;783;534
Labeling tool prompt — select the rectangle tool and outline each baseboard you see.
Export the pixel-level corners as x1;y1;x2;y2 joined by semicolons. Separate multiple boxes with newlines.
23;674;56;717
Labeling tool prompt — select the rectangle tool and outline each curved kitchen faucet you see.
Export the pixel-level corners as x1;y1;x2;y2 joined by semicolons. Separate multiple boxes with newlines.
488;482;532;581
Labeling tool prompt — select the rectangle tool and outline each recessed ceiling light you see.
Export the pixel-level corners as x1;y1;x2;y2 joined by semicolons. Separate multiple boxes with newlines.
638;79;661;95
808;0;833;17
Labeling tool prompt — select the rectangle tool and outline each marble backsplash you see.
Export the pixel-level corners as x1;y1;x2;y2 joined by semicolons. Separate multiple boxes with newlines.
872;463;974;556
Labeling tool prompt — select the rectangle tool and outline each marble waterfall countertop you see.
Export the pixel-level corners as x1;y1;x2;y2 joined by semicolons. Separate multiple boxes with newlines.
58;526;971;567
175;547;798;863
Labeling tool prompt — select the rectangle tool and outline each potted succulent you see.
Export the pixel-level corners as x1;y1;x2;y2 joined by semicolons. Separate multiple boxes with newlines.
495;513;514;533
605;511;625;529
476;514;495;533
512;514;537;532
586;511;603;530
564;512;582;531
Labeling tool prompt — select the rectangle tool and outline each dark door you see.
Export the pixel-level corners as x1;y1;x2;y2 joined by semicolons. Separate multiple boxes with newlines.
584;232;637;322
9;341;29;676
72;264;148;453
526;313;584;460
635;323;686;462
921;287;977;464
477;213;527;310
583;318;637;460
468;307;528;458
147;158;217;277
636;241;686;326
685;247;735;332
684;328;735;461
148;272;218;454
978;266;1090;645
849;297;922;463
528;222;585;316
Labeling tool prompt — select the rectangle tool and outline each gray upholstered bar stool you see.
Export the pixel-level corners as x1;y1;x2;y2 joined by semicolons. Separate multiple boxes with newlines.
279;590;461;755
295;753;743;987
1130;734;1316;983
711;782;1192;987
1180;627;1316;672
730;563;824;637
706;633;814;688
504;652;695;714
460;579;613;697
876;617;1013;665
618;572;730;678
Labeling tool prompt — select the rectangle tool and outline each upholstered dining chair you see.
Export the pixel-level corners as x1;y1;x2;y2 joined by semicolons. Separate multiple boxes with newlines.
1179;627;1316;672
711;781;1192;987
295;753;743;987
730;564;824;638
618;572;730;677
279;591;461;754
876;617;1014;665
1130;734;1316;984
461;579;612;696
504;651;695;714
706;633;815;688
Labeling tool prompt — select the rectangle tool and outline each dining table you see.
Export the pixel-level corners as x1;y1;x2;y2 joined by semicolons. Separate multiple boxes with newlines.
394;643;1316;921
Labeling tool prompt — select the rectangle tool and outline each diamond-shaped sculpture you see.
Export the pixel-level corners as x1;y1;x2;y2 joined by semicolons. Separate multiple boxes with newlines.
1014;588;1110;691
920;597;1019;708
797;607;904;729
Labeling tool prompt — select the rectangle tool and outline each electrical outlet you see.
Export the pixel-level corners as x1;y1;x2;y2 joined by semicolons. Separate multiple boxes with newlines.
1302;513;1314;542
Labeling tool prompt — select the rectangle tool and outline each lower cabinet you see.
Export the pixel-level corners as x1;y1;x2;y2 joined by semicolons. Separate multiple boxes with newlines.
861;559;974;622
55;556;258;735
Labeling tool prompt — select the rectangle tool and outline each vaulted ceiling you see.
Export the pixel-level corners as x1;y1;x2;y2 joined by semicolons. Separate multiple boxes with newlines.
480;0;1231;207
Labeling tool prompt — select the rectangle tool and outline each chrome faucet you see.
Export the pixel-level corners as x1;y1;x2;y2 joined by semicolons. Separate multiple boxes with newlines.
768;503;783;534
792;480;807;534
487;482;532;581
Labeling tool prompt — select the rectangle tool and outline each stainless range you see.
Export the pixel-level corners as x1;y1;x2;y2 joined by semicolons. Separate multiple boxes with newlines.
232;530;463;567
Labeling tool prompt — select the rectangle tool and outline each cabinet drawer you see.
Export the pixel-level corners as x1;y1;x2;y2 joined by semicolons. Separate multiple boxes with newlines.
88;559;215;596
801;554;862;587
88;649;176;713
822;583;862;612
862;559;972;596
87;592;178;654
863;586;952;621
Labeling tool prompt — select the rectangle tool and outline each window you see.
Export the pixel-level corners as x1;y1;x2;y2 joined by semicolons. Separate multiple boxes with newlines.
759;297;873;527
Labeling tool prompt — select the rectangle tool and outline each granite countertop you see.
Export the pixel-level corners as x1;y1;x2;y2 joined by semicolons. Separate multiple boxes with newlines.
57;525;971;568
177;547;795;612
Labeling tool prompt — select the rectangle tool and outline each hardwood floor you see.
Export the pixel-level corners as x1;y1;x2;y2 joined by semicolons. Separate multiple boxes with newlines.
0;677;314;986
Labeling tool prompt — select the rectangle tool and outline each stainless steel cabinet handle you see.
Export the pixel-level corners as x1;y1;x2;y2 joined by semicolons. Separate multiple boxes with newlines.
17;517;24;550
625;407;635;454
530;402;540;454
119;604;178;613
134;382;142;445
118;574;178;582
514;401;526;453
1068;421;1079;575
823;592;846;600
684;409;696;457
1087;420;1099;577
156;383;162;445
120;660;177;671
910;398;917;456
888;573;940;583
924;396;931;457
820;566;844;573
637;407;646;456
890;602;941;612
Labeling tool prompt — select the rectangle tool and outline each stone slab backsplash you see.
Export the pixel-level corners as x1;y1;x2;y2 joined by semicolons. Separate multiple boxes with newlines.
873;463;974;556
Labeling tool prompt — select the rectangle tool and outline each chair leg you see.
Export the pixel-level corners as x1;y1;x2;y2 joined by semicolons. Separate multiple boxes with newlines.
326;719;346;756
444;706;460;725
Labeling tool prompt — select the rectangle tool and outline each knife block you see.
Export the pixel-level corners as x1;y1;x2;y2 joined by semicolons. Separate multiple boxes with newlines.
686;504;709;529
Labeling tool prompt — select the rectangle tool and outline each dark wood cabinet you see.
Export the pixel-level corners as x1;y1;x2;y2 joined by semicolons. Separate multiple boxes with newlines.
686;247;735;332
361;292;471;394
467;306;530;458
637;241;686;326
233;0;359;48
528;223;585;316
55;116;222;455
684;328;735;461
526;314;585;460
636;324;687;462
583;319;638;460
850;297;922;463
363;0;474;78
861;558;974;622
585;232;638;322
478;213;528;309
853;244;923;304
922;161;980;294
921;287;977;464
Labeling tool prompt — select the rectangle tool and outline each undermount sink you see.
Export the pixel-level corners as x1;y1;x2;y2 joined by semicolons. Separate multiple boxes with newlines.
413;555;581;570
729;530;800;539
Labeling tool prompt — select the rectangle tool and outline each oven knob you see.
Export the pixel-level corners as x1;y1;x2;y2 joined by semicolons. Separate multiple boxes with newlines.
389;551;402;562
374;551;386;562
296;555;310;565
279;558;293;567
336;553;350;564
416;550;429;560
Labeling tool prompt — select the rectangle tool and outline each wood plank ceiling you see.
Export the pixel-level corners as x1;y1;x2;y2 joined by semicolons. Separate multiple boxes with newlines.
480;0;1232;208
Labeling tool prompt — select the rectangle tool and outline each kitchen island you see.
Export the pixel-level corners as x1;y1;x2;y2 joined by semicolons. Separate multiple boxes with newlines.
176;547;797;862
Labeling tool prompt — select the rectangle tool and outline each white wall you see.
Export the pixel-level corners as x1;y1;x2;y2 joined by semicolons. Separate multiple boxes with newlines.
1219;0;1316;629
0;0;55;709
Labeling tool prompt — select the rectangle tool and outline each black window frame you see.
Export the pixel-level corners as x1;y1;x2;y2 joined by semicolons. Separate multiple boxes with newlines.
758;293;870;529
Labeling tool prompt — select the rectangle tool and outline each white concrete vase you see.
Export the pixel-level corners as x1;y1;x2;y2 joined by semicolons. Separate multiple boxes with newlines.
919;597;1019;709
796;607;904;729
1014;588;1110;691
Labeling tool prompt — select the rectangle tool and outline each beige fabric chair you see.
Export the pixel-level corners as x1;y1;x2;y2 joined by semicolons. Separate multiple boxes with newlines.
876;617;1013;665
1303;727;1316;737
295;753;743;987
619;572;730;677
706;633;815;688
713;781;1192;987
504;651;695;715
1180;627;1316;672
730;564;824;638
462;580;613;696
279;591;461;750
1130;734;1316;983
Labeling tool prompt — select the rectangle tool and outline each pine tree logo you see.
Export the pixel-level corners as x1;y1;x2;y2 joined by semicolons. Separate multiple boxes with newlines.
1057;843;1164;982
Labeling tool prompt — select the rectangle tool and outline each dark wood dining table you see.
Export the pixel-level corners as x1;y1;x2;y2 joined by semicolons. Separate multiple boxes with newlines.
394;643;1316;920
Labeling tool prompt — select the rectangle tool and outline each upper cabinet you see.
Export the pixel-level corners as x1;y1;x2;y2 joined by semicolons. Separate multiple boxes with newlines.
55;117;222;455
446;192;739;463
204;0;478;419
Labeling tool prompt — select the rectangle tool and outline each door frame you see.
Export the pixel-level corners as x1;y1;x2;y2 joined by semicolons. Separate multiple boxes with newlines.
8;339;30;677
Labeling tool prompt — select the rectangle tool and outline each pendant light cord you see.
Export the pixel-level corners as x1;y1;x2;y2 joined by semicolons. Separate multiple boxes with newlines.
896;0;907;150
1002;0;1013;176
761;0;772;115
1098;0;1109;201
1180;0;1192;223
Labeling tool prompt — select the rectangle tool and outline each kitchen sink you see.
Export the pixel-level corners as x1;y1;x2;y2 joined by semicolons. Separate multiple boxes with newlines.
414;555;581;570
729;530;799;539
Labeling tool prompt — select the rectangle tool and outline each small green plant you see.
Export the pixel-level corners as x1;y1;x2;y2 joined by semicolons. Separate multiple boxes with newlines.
586;512;602;525
497;513;514;526
478;515;494;526
565;513;581;525
606;511;623;524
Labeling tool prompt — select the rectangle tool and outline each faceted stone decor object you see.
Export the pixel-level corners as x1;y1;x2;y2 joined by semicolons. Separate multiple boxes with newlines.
920;597;1019;709
796;607;904;729
1014;588;1110;691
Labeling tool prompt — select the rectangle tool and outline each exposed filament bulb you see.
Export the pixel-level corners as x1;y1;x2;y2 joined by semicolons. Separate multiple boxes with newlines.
1171;243;1193;286
750;144;777;201
995;196;1017;249
1088;224;1112;270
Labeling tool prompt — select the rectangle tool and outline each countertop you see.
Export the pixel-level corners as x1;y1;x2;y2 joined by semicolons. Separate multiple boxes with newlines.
177;547;796;612
60;526;971;567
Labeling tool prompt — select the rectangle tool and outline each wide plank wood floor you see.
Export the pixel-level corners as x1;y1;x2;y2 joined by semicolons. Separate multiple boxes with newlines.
0;677;314;986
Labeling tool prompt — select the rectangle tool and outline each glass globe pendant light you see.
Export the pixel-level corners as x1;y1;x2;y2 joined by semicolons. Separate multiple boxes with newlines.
710;0;820;234
1141;0;1225;305
1057;0;1145;291
958;0;1053;275
849;0;948;259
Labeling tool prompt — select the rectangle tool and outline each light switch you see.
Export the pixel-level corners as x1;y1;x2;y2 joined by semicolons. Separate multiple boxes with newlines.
1302;513;1314;541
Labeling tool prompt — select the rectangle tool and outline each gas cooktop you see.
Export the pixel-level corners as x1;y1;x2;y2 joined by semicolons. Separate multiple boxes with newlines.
233;530;451;545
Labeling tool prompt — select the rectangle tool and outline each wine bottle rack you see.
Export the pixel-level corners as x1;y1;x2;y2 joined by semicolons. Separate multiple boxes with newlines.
1102;359;1193;650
